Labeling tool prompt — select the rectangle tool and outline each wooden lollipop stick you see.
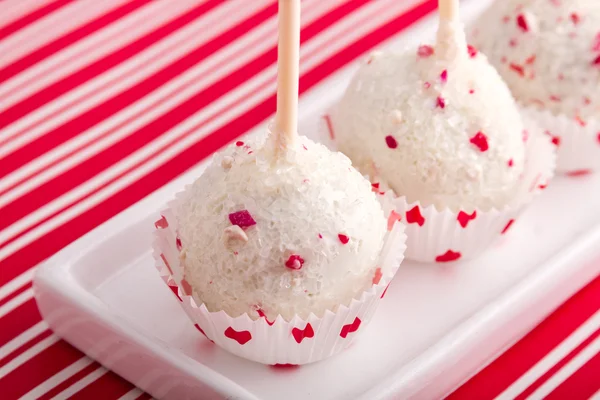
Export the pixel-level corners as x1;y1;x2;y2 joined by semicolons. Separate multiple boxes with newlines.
438;0;459;21
274;0;301;151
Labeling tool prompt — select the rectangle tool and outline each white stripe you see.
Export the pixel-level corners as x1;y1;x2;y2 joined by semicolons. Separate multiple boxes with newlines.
0;287;33;319
526;335;600;400
50;367;109;400
591;389;600;400
0;0;271;163
497;310;600;400
0;0;56;28
0;334;60;379
19;357;96;400
0;0;199;109
0;0;128;68
0;0;330;239
118;388;145;400
0;0;412;264
0;321;49;361
0;268;34;302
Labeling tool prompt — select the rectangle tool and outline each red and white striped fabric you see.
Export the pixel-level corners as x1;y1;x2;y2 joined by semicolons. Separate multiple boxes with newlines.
0;1;598;399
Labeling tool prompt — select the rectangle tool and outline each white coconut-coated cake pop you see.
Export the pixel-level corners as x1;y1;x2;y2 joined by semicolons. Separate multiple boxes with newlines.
175;133;386;322
331;22;527;212
470;0;600;121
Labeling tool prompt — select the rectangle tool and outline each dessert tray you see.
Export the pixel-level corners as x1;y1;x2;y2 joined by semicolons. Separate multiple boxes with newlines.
34;2;600;399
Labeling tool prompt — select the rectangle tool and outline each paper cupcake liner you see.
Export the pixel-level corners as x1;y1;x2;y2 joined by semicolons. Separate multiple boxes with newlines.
520;105;600;175
375;129;556;263
152;190;406;365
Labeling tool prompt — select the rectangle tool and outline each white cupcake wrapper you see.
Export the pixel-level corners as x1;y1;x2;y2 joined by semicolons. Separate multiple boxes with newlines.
520;105;600;175
152;189;406;365
375;129;556;263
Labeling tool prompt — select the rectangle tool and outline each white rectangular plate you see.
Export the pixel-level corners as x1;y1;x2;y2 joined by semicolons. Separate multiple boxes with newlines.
34;2;600;399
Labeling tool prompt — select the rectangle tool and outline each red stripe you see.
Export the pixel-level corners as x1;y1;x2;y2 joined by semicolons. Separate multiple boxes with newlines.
36;362;102;400
0;0;361;233
0;0;153;83
0;281;32;307
448;274;600;399
0;0;436;288
0;0;226;133
516;327;600;400
0;329;53;369
545;349;600;400
68;370;135;400
0;297;41;347
0;0;75;40
0;340;85;399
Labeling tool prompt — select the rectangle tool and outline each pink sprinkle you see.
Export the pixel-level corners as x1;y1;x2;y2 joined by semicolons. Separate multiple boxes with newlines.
417;45;434;58
522;130;529;142
516;14;529;32
508;159;514;167
423;81;431;89
502;15;510;23
235;141;244;147
526;54;537;64
323;114;335;140
470;132;489;152
338;234;349;244
436;96;446;109
285;255;304;270
467;44;478;58
510;63;525;77
593;33;600;52
593;55;600;66
385;135;398;149
575;115;587;127
469;89;475;94
550;95;561;102
228;210;256;229
509;38;518;47
597;132;600;144
302;144;307;150
318;233;323;239
584;97;591;105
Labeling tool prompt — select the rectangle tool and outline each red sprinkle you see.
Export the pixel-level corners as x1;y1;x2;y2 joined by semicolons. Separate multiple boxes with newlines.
566;169;592;177
385;135;398;149
516;13;529;32
338;234;350;244
176;236;182;251
228;210;256;229
570;13;580;25
457;211;477;228
508;159;514;167
387;210;402;231
435;250;462;263
525;54;537;64
510;63;525;77
597;132;600;144
501;219;515;234
372;267;383;285
235;141;244;147
470;132;489;152
292;323;315;344
285;254;305;270
340;317;361;338
154;216;168;229
406;206;425;226
318;233;323;239
467;44;478;58
440;69;448;83
417;45;434;58
436;96;446;109
224;327;252;345
575;115;587;127
323;114;335;140
593;55;600;67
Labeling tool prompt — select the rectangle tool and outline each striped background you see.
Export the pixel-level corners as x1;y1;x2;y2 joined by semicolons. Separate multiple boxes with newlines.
0;0;598;399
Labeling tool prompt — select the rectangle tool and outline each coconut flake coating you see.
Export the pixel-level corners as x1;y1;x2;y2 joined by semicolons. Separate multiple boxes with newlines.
331;39;526;212
175;133;386;322
470;0;600;120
